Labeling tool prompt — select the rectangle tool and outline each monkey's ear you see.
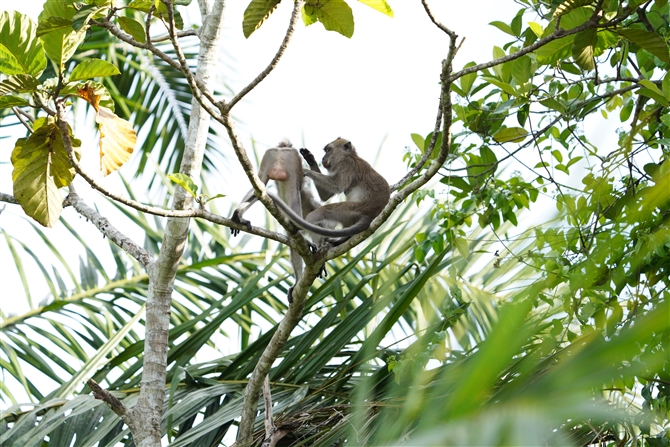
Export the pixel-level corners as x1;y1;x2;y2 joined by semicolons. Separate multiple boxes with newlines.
344;141;353;151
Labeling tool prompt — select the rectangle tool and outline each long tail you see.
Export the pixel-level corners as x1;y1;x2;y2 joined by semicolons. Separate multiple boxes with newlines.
267;192;367;237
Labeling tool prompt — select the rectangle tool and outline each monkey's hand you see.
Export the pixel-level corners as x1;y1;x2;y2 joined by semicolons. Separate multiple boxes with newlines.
230;210;251;237
300;148;319;169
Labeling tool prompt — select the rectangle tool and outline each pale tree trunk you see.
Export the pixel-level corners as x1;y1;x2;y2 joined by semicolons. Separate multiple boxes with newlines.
127;1;225;445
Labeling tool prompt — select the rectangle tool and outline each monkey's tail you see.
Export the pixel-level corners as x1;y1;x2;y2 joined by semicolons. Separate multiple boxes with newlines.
267;192;368;237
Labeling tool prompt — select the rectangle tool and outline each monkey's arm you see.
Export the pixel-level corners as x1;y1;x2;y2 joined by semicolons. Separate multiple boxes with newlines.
300;148;334;201
304;170;342;196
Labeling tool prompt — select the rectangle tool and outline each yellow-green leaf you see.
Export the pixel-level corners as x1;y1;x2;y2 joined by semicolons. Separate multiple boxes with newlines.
0;74;40;95
528;21;543;38
553;0;595;18
358;0;393;17
459;62;477;96
305;0;354;38
0;95;30;109
572;28;597;70
11;124;81;227
453;238;469;258
70;59;120;82
662;72;670;100
242;0;281;38
0;11;47;76
493;127;528;143
118;16;146;43
36;16;72;37
97;106;137;175
169;173;198;198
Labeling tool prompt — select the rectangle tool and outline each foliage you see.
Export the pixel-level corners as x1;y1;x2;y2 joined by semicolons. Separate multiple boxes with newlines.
1;0;670;446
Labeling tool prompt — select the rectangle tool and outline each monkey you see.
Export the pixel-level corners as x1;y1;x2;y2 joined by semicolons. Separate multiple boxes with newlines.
267;137;390;247
230;140;328;302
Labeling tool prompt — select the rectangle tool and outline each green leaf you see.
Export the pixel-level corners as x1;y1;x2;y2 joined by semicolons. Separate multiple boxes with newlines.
203;193;225;204
169;173;199;198
411;133;425;151
637;87;669;106
480;76;517;96
617;28;670;63
242;0;281;38
71;5;105;31
304;0;355;38
11;124;81;227
572;28;597;70
511;56;532;86
662;72;670;100
541;97;566;114
553;0;595;18
0;95;30;109
36;16;72;37
38;0;87;68
490;21;514;36
358;0;393;17
536;35;575;65
0;74;40;95
70;59;120;82
118;16;146;43
459;62;477;96
453;238;469;258
302;7;318;26
0;11;47;76
528;21;543;38
493;127;528;143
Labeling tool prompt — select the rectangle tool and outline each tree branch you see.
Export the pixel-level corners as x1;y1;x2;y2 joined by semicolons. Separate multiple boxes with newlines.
0;192;19;205
65;186;154;268
223;0;305;112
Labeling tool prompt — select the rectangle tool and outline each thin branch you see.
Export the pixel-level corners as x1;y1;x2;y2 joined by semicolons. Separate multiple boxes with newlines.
421;0;456;38
66;186;154;268
163;0;220;115
151;28;198;42
223;0;305;112
12;107;33;133
263;375;274;436
0;192;19;205
88;379;130;419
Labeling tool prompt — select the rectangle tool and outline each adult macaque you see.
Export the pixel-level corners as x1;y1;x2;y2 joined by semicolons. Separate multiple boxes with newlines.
230;140;327;302
268;137;390;246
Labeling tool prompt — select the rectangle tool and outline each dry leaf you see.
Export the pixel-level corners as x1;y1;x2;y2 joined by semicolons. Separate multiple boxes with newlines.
96;105;136;176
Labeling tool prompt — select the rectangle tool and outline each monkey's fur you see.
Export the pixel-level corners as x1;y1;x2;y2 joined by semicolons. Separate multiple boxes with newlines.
269;137;390;246
230;140;327;302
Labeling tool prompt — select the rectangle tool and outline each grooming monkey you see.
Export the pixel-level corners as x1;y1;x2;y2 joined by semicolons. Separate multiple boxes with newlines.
271;137;390;246
230;140;327;302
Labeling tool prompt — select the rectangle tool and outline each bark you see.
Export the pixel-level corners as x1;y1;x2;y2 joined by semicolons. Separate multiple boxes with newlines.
126;1;226;445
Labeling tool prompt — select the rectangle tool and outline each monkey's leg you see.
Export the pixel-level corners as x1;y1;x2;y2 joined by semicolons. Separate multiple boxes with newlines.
231;190;257;236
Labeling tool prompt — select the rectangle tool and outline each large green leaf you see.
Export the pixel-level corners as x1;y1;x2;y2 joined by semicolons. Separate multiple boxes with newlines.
617;28;670;63
242;0;281;38
11;124;81;227
69;59;121;82
535;35;575;65
572;28;597;70
38;0;86;68
0;11;46;76
304;0;355;38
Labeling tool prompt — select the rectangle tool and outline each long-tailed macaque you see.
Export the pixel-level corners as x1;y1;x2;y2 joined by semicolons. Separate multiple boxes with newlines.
268;137;390;246
230;140;326;302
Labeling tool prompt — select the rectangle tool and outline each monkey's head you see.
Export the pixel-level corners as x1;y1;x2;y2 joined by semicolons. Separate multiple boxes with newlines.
323;137;356;169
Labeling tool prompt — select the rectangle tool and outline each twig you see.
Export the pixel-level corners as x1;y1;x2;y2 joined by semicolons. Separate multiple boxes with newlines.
66;186;154;268
0;192;19;205
223;0;305;112
151;28;198;42
421;0;456;38
12;107;33;133
87;378;129;418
